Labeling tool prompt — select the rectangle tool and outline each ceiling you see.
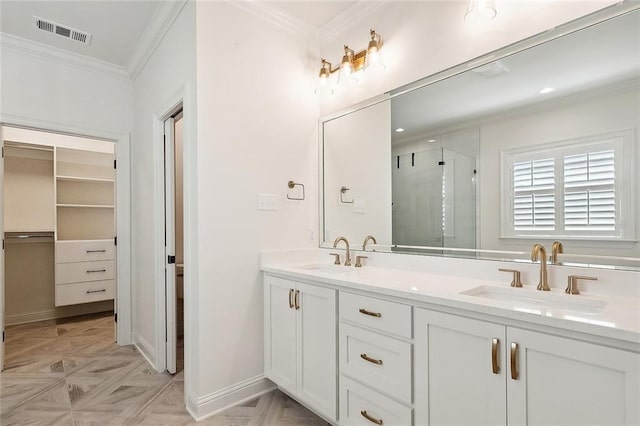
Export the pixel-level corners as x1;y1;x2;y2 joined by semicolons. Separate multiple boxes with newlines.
267;1;357;30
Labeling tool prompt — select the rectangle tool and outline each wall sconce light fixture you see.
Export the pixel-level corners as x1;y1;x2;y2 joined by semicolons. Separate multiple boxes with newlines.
464;0;497;22
315;29;385;95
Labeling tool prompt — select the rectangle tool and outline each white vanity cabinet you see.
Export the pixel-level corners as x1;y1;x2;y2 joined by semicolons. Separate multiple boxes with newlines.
415;308;640;426
263;275;337;422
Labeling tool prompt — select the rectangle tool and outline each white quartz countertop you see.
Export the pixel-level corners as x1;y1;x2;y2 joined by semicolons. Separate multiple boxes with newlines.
262;259;640;346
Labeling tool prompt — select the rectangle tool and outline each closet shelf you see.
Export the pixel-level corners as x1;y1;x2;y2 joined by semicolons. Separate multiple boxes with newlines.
56;204;115;209
56;175;114;183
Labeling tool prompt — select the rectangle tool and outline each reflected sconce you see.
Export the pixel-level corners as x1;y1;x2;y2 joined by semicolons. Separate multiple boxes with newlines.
464;0;497;22
315;29;385;95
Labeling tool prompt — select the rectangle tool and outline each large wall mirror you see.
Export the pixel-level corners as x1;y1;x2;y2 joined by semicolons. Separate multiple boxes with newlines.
321;6;639;270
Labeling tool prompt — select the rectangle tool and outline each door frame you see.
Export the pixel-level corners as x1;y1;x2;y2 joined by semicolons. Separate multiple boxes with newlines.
0;117;132;349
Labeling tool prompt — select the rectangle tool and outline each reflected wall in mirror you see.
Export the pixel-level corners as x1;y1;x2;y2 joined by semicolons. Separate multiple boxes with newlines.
322;7;640;268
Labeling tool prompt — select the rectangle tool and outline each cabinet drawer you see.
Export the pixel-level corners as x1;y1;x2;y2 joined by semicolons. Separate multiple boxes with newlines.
340;292;412;338
56;260;115;284
55;280;115;306
340;376;412;426
56;240;115;263
340;323;412;404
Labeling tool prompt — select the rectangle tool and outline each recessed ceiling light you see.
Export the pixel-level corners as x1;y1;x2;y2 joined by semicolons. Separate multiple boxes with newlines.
395;128;405;133
539;87;554;94
427;139;436;143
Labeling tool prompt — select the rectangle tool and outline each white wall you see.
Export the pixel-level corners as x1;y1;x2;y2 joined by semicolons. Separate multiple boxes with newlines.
193;1;318;416
130;0;196;375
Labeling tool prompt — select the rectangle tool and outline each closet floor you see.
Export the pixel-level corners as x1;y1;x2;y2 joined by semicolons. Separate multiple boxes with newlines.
1;313;327;425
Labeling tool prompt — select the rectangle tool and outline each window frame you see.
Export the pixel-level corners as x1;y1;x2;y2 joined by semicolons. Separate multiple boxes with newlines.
500;129;635;242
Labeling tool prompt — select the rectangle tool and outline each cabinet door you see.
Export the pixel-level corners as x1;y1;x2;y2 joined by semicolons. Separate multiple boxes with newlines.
297;282;337;421
264;276;297;395
415;309;507;426
507;327;640;426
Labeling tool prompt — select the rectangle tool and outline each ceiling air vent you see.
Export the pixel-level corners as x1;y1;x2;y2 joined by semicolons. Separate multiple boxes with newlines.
33;16;92;46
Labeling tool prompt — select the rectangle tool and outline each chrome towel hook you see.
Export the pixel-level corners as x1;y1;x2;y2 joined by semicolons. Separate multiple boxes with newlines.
287;181;305;200
340;186;354;204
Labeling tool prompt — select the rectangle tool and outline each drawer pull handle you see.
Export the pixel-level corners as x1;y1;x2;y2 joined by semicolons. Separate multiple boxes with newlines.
86;249;106;253
288;289;294;309
491;338;500;374
510;342;519;380
86;289;106;294
294;290;300;310
86;269;107;273
360;410;383;425
359;308;381;318
360;353;383;365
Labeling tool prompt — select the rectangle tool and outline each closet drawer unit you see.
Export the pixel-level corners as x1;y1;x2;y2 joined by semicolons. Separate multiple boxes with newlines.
340;292;412;338
56;260;115;284
56;240;115;263
340;323;412;404
55;280;115;306
340;376;412;426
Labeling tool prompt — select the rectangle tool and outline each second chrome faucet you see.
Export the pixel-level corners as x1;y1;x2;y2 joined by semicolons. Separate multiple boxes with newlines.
333;236;351;266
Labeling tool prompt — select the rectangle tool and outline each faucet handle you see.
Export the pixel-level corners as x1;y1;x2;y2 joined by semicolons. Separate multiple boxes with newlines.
355;255;368;268
498;268;524;288
565;275;597;295
329;252;341;265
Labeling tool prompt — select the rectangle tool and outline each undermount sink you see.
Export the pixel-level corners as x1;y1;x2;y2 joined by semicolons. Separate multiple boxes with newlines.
295;264;350;275
460;285;607;315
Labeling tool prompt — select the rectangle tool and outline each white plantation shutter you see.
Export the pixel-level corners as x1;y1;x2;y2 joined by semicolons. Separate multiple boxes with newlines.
513;159;555;230
564;150;616;231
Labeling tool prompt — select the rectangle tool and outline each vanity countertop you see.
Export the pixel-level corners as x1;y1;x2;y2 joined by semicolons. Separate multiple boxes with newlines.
262;258;640;346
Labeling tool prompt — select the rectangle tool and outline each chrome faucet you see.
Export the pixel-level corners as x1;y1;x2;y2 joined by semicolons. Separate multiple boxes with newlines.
551;240;563;265
531;244;550;291
333;236;351;266
362;235;377;251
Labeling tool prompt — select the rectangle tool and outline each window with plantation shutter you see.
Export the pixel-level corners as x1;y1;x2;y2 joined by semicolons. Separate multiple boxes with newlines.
501;130;634;241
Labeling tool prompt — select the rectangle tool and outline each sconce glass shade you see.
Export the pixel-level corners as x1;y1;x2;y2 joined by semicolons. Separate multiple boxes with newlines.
365;30;385;73
338;46;358;85
315;59;335;95
464;0;497;22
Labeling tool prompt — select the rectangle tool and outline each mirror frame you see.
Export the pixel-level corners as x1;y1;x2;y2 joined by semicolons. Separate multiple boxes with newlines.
318;2;640;270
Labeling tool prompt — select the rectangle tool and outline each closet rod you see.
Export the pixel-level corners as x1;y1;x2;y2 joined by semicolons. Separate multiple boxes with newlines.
5;232;54;239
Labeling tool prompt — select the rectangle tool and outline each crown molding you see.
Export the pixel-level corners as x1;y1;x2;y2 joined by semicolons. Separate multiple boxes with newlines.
0;32;129;79
127;0;188;81
319;1;389;44
228;0;319;40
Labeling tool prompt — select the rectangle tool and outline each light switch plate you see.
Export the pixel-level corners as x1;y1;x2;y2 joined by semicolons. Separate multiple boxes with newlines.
257;194;279;211
353;199;366;214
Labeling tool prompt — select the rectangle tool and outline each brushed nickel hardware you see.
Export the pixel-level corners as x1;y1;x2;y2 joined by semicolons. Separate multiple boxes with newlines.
565;275;597;295
86;289;106;294
360;410;383;425
329;252;341;265
294;290;300;310
510;342;519;380
86;249;106;253
498;268;523;288
340;186;354;204
362;235;377;251
286;181;305;200
333;236;352;266
360;353;383;365
491;338;500;374
288;289;294;309
359;308;382;318
551;240;563;265
355;255;368;268
531;244;550;291
86;269;106;273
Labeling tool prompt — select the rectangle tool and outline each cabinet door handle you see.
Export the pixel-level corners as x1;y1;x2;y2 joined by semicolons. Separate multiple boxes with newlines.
86;269;106;273
360;410;383;425
491;338;500;374
288;289;294;309
294;290;300;310
359;308;381;318
510;342;519;380
86;249;106;253
86;289;106;294
360;353;383;365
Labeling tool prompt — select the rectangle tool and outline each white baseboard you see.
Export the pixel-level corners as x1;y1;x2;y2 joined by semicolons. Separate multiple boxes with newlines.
133;332;159;372
186;375;275;421
4;301;114;326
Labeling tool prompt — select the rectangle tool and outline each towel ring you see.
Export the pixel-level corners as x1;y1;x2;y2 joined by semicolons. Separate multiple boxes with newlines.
287;181;305;200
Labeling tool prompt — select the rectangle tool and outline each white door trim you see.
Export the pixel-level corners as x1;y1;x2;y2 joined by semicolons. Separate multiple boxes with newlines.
164;117;177;374
0;115;132;346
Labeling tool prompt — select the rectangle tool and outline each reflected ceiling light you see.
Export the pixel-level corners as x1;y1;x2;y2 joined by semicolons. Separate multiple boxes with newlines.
464;0;497;22
315;29;385;95
539;87;555;94
395;128;405;133
428;139;437;143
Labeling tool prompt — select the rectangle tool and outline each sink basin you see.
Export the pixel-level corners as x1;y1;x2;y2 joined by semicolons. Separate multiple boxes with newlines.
295;264;350;275
460;285;607;315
